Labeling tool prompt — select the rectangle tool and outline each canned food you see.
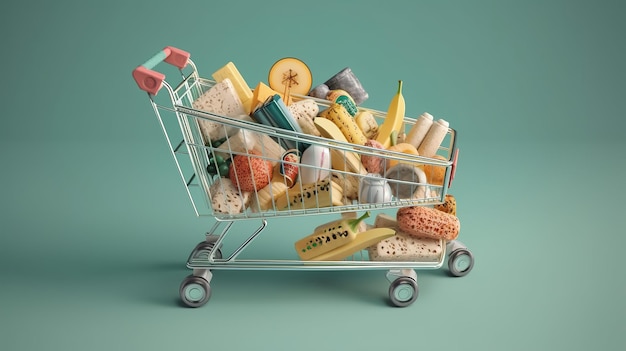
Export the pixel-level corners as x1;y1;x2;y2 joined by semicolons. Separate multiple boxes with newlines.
279;149;301;188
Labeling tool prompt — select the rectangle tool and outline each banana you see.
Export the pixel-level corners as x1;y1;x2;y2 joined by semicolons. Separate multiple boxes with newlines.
314;116;350;144
314;117;367;200
375;80;406;148
314;117;366;172
319;103;367;145
330;149;366;201
354;110;379;139
331;172;360;201
308;228;396;261
295;211;371;260
273;179;344;210
248;164;289;212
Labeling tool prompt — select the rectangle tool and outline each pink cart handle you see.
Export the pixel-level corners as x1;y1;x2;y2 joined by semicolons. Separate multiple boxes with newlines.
132;46;190;95
449;148;459;188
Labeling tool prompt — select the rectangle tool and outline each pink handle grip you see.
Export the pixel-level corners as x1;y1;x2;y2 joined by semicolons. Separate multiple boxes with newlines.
449;148;459;188
132;46;190;95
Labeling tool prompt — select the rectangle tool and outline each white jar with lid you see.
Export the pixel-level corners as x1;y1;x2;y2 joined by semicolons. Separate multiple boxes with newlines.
359;174;393;204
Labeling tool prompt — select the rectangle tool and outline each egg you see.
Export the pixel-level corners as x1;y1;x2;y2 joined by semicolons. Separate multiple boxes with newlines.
299;145;331;184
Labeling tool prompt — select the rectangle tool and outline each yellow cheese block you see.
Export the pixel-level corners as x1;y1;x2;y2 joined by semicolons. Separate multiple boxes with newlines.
309;228;395;261
212;62;254;114
251;81;288;111
274;179;344;211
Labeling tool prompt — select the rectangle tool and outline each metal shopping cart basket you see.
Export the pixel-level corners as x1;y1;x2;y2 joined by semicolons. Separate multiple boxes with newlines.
132;46;474;308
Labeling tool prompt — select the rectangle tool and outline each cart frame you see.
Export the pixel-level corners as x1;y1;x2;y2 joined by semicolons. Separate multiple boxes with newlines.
133;46;474;308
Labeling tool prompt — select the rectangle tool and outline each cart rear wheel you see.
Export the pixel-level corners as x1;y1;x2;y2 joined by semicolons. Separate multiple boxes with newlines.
389;276;418;307
448;248;474;277
180;275;211;307
193;241;223;260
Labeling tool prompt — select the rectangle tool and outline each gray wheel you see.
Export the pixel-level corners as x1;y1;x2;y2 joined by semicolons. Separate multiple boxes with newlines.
193;241;222;260
180;275;211;308
448;248;474;277
389;276;418;307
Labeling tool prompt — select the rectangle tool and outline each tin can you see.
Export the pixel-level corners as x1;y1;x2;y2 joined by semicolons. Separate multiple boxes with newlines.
279;149;301;188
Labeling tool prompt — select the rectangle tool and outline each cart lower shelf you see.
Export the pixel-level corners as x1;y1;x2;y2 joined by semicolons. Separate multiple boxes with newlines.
179;231;474;308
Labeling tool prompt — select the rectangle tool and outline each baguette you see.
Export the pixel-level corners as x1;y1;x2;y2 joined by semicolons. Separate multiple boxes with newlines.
396;206;460;241
368;213;442;262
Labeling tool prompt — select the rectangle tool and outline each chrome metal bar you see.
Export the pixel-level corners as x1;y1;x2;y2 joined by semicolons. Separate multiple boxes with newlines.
188;258;444;271
225;219;267;262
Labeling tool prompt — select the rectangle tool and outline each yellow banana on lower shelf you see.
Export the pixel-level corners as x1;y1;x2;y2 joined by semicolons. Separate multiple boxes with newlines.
295;211;371;260
308;228;396;261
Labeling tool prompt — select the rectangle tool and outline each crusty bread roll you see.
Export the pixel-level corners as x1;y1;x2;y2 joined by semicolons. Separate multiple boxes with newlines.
368;213;443;262
396;206;460;241
434;194;456;216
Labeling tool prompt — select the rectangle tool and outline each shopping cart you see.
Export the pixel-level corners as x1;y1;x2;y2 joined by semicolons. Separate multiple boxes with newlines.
132;46;474;308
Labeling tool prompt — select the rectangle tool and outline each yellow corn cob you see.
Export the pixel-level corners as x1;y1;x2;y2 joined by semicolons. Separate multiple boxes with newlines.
375;80;406;148
326;89;358;116
274;179;344;210
295;211;371;260
319;103;367;145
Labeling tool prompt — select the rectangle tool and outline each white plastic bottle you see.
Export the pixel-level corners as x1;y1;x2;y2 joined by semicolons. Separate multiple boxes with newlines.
418;119;449;158
405;112;434;149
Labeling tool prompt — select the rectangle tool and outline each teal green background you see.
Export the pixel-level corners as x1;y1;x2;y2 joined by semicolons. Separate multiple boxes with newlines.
1;0;624;350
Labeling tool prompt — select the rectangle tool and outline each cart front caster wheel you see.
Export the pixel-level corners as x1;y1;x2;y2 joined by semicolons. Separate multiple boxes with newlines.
448;248;474;277
180;275;211;308
389;276;418;307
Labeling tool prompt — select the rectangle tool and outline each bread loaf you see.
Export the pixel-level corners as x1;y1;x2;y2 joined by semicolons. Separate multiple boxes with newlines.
368;213;443;262
192;79;246;142
209;178;251;214
396;206;460;241
434;194;456;216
